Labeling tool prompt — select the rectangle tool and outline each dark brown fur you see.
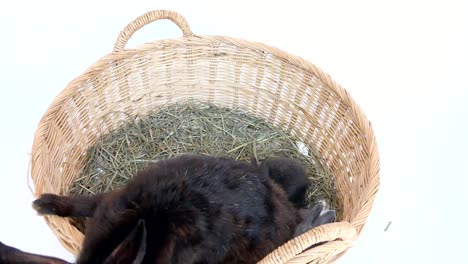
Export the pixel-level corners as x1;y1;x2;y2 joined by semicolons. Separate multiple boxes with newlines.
2;154;335;263
35;154;301;264
254;157;309;208
0;241;69;264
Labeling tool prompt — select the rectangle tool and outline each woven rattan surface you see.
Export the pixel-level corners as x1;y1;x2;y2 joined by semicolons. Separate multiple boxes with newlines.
30;10;380;263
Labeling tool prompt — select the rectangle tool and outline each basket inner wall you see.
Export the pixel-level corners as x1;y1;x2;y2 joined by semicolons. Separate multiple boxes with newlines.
32;40;371;254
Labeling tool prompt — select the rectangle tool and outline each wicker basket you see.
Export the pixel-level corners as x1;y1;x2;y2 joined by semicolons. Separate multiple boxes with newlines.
30;10;380;263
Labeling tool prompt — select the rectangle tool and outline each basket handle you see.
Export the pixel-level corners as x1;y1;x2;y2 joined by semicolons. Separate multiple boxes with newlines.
113;10;193;52
257;221;357;263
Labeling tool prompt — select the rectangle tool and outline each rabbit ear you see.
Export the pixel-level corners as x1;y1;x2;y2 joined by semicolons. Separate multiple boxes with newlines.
250;156;258;167
294;200;336;237
0;241;70;264
103;219;147;264
298;200;325;221
312;209;336;228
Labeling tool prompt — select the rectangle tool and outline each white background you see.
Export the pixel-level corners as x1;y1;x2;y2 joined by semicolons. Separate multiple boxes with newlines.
0;0;466;263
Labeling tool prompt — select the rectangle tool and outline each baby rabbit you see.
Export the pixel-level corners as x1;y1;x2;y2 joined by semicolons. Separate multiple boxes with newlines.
31;154;304;263
1;154;335;263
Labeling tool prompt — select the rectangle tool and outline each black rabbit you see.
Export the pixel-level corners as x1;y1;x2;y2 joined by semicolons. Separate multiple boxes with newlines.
1;154;335;263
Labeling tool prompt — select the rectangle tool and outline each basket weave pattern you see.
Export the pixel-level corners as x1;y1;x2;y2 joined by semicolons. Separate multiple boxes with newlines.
30;10;380;263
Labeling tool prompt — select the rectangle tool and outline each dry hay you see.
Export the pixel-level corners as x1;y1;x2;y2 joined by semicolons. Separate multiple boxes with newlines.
68;102;337;232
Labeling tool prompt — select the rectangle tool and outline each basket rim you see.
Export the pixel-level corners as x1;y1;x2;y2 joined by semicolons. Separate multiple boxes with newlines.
39;33;377;143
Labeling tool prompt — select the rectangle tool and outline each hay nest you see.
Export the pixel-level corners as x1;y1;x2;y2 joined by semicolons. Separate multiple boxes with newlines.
68;102;337;232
